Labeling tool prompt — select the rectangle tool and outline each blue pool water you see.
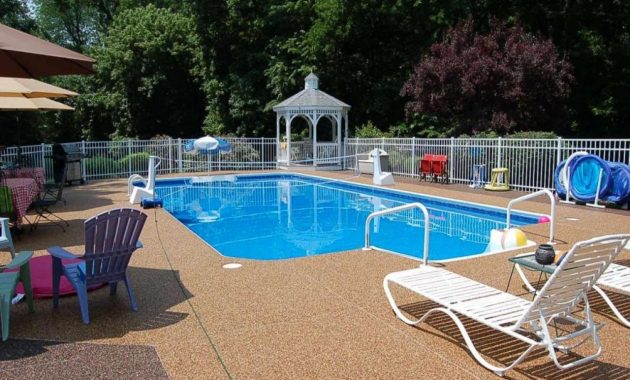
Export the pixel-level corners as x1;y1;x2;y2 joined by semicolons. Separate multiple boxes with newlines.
154;173;539;261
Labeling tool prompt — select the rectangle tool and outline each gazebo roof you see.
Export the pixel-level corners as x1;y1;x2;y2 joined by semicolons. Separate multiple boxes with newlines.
273;73;351;111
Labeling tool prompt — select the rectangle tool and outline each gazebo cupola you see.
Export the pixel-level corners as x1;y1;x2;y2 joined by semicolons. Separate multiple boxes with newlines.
273;73;351;168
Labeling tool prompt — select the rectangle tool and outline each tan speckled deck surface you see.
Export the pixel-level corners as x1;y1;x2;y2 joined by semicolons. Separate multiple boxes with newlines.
2;170;630;379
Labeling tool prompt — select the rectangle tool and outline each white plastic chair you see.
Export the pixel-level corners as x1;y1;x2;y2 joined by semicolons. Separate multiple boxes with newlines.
383;234;630;376
0;217;15;259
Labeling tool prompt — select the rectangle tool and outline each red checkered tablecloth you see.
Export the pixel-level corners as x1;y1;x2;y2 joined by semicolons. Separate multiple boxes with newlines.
2;168;45;190
5;178;39;228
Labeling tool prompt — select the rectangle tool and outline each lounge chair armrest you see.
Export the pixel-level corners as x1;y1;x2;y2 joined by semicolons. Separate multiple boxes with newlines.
47;246;81;260
4;251;33;270
135;240;143;249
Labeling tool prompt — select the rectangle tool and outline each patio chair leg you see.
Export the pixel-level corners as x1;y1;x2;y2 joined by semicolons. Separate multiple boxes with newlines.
75;284;90;324
1;295;10;341
19;262;34;313
124;274;138;312
52;257;62;309
109;282;118;296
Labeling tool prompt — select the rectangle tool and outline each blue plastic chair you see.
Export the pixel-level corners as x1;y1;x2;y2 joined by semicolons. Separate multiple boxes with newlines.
48;208;147;324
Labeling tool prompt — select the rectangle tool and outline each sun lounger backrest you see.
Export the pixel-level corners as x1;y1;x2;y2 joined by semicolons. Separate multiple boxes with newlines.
515;234;630;328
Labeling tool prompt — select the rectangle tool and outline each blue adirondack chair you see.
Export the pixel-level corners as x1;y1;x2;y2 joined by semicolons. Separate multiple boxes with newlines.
48;208;147;324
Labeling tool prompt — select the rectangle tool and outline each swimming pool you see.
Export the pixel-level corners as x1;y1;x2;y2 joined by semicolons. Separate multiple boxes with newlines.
154;173;540;261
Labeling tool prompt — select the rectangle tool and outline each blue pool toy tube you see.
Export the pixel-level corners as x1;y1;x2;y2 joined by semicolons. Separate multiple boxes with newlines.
569;155;611;202
603;163;630;204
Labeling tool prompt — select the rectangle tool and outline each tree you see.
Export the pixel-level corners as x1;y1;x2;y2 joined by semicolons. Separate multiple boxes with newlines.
93;5;206;139
193;0;278;136
266;0;457;135
401;19;574;136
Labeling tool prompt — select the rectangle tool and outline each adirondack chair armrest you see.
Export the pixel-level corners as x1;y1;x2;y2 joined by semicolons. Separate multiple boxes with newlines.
136;240;143;250
47;246;81;260
4;251;33;270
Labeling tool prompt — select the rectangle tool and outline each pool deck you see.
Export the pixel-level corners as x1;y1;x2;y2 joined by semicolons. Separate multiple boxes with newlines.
3;170;630;379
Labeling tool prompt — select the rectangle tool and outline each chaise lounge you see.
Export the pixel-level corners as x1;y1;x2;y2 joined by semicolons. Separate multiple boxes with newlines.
383;234;630;376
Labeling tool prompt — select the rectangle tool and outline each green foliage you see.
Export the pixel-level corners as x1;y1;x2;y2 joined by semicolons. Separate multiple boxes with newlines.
0;0;36;31
354;121;390;138
117;152;151;173
84;156;118;176
389;115;455;138
18;0;630;144
459;130;559;139
93;5;206;139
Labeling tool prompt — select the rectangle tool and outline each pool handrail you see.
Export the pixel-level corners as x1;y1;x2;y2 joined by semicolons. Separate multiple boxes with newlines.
506;189;555;243
364;202;431;265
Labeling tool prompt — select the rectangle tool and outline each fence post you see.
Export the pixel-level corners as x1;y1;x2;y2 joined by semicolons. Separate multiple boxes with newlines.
556;137;563;165
40;143;46;171
127;139;132;176
168;138;173;173
261;139;266;170
497;137;503;168
81;140;86;182
449;137;455;182
381;137;385;150
177;138;183;173
411;137;416;177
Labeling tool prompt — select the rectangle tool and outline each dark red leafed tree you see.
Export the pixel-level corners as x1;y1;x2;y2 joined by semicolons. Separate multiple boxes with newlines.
401;19;574;135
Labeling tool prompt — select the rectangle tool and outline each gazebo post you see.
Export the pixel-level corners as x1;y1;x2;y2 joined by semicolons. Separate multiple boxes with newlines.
276;114;281;164
336;114;342;164
312;114;318;166
286;117;292;165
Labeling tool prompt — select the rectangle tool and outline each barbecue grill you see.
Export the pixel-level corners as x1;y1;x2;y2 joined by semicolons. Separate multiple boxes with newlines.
46;143;87;185
62;143;87;185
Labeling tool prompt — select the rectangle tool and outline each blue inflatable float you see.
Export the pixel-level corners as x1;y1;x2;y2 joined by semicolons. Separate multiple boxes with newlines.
554;153;630;205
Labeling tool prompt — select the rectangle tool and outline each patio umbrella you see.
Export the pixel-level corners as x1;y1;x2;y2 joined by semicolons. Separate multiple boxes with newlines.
184;136;231;155
0;77;78;98
0;23;95;78
0;97;74;111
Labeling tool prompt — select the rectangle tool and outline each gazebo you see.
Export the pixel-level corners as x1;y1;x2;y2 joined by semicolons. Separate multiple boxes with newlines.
273;73;350;168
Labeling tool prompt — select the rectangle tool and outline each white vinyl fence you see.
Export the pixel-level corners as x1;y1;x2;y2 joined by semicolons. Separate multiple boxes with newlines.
2;137;629;192
0;138;277;182
345;137;630;191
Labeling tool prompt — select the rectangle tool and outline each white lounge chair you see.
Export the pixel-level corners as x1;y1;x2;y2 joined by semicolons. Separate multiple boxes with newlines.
383;234;630;376
593;263;630;327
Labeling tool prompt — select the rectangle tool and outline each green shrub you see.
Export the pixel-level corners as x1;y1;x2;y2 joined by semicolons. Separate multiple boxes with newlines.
85;156;118;176
354;121;391;138
117;152;150;174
